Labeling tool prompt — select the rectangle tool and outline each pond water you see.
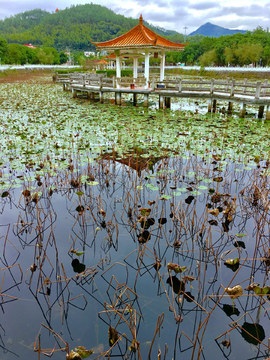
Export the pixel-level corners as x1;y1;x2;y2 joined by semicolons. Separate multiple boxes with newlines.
0;77;270;360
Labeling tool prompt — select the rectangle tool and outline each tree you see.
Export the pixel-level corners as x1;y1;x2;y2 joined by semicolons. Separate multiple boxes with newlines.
198;49;218;66
263;46;270;66
234;43;263;66
59;51;68;64
224;47;235;65
0;38;9;63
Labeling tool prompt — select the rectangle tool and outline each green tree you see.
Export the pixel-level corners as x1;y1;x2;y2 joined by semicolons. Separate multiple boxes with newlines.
224;46;235;65
59;51;68;64
198;49;218;66
0;38;9;63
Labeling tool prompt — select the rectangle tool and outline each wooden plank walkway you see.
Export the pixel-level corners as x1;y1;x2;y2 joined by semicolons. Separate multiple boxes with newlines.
55;73;270;119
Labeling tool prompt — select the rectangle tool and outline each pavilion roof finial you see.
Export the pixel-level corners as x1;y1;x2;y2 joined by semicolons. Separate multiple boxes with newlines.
139;14;143;25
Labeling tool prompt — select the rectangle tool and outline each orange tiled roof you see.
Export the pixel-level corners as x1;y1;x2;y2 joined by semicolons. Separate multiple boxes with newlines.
104;53;116;59
92;15;186;51
97;59;109;64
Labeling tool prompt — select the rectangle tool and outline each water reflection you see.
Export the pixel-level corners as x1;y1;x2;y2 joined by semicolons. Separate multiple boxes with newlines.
0;82;270;360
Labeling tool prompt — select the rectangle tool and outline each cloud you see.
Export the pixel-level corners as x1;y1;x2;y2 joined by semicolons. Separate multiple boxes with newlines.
189;1;220;11
0;0;269;34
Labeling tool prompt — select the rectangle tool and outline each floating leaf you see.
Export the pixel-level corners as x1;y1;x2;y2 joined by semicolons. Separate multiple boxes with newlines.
74;251;84;257
87;181;99;185
191;190;201;195
167;263;186;274
197;185;208;190
71;259;86;273
208;208;219;216
224;258;240;266
241;322;265;345
245;284;270;296
75;346;94;358
222;304;240;317
226;285;243;299
139;207;151;216
234;240;246;249
202;178;213;183
108;326;119;345
76;191;84;196
1;191;9;198
136;185;143;190
76;205;84;212
235;233;247;238
213;176;223;182
159;195;171;200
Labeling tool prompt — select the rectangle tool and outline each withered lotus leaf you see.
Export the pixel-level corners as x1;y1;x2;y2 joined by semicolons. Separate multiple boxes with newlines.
167;263;186;274
226;285;243;299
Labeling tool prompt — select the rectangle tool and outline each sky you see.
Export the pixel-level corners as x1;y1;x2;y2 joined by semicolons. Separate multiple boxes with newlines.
1;0;269;34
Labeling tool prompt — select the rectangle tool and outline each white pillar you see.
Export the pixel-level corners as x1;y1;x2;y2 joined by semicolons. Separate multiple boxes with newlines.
133;57;138;79
115;51;121;78
160;50;165;81
144;49;150;83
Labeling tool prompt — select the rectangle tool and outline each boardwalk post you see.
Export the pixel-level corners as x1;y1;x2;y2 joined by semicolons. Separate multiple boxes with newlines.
133;93;138;106
99;92;103;103
228;102;233;115
210;79;214;94
159;95;164;109
116;92;121;105
165;97;171;109
266;105;270;121
63;84;66;91
255;81;262;99
239;103;246;118
72;88;77;98
262;79;268;95
230;79;235;97
212;99;217;113
258;105;264;119
199;77;202;91
243;79;247;94
208;99;212;113
144;94;149;107
225;77;230;92
87;92;91;100
91;92;95;100
178;78;182;92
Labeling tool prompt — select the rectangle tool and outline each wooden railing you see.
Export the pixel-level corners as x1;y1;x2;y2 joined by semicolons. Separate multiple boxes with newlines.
57;72;270;100
151;77;270;99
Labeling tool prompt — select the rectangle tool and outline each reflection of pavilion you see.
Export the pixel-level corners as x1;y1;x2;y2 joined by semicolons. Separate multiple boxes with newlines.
92;15;186;82
101;151;165;177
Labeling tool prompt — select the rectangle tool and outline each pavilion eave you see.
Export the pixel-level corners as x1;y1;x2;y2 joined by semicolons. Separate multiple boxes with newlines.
97;45;185;52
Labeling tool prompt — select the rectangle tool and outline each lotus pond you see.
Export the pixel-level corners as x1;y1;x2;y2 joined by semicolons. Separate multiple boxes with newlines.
1;74;270;360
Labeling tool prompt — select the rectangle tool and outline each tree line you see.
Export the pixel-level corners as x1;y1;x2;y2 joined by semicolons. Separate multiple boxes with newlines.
0;39;68;65
166;27;270;67
1;5;270;68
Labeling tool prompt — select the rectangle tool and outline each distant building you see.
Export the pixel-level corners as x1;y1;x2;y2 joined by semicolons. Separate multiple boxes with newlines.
23;44;36;49
84;51;95;57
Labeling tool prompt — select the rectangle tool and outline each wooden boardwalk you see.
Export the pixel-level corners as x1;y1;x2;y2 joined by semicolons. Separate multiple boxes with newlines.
56;73;270;119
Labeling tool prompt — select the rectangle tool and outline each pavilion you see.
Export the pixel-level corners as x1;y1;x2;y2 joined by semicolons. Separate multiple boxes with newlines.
92;15;186;82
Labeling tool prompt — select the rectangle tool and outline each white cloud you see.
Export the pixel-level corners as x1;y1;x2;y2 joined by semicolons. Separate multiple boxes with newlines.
0;0;269;34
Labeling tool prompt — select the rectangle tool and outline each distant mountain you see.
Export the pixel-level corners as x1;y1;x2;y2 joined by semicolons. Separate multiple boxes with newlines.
189;22;247;37
0;5;184;51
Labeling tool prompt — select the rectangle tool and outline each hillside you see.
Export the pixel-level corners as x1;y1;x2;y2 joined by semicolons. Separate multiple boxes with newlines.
189;22;247;37
0;5;184;51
